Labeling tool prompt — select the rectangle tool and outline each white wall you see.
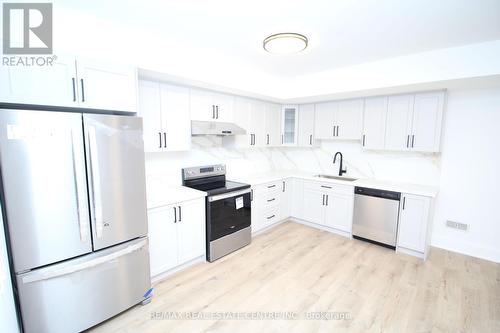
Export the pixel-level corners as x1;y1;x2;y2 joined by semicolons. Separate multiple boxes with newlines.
431;87;500;263
145;86;500;263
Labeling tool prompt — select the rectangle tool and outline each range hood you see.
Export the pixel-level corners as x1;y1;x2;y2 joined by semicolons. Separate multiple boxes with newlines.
191;120;246;136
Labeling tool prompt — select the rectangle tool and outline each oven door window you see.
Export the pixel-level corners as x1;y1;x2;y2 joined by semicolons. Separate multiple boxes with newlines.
209;192;251;241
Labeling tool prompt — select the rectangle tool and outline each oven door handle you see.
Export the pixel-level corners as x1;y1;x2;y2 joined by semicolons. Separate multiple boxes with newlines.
208;188;252;202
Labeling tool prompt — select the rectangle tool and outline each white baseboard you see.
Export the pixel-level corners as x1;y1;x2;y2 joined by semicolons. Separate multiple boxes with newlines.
397;246;426;260
251;218;287;236
151;256;205;285
431;236;500;263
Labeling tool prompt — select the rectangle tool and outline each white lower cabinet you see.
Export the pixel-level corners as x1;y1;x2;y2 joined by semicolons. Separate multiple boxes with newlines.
251;180;292;233
301;181;354;234
397;193;432;258
148;198;205;278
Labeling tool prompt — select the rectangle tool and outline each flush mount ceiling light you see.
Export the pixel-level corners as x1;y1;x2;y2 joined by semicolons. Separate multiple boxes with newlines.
263;33;308;54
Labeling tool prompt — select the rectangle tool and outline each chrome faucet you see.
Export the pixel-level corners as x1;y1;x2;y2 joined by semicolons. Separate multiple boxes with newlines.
333;152;347;176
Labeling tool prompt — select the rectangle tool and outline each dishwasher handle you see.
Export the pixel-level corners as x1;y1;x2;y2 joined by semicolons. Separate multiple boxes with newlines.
354;187;401;201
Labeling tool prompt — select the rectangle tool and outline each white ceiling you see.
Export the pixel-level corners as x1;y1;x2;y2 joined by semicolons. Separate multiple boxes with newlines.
55;0;500;100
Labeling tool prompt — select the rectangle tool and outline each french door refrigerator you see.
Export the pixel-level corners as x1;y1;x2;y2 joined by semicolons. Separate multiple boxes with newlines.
0;109;151;333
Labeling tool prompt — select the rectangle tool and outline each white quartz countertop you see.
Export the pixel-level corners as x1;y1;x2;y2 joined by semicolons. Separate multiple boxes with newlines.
146;180;206;210
233;171;439;198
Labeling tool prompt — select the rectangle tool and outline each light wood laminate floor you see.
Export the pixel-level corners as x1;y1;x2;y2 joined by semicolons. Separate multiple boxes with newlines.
89;221;500;333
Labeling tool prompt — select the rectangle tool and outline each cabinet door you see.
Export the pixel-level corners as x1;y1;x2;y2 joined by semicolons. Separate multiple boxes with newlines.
250;101;266;147
147;205;178;277
362;97;387;150
336;99;363;140
324;192;354;233
161;84;191;151
385;94;414;150
227;97;253;147
177;199;206;264
290;179;304;219
265;103;282;146
76;59;137;112
397;194;431;253
0;56;78;107
279;180;291;220
282;105;298;146
411;92;444;152
138;80;163;152
190;88;215;121
314;101;337;139
302;187;325;225
213;93;234;122
298;104;315;146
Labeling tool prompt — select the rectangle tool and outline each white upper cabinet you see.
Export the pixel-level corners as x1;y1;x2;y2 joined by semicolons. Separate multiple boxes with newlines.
385;94;415;150
314;99;363;140
298;104;316;147
264;103;282;146
0;56;137;111
281;105;298;146
138;80;163;153
0;56;77;107
411;92;445;152
385;91;445;152
250;101;267;147
336;99;363;140
190;88;234;122
76;59;137;112
160;84;191;151
314;101;337;139
362;97;388;150
138;80;191;152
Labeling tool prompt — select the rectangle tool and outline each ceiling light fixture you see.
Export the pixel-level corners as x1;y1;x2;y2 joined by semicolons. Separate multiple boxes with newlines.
263;33;308;54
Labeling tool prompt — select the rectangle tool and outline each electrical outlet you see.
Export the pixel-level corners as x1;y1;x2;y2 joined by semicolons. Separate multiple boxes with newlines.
446;220;468;231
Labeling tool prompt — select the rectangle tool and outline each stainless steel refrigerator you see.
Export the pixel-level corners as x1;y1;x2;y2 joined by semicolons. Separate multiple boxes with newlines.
0;109;151;333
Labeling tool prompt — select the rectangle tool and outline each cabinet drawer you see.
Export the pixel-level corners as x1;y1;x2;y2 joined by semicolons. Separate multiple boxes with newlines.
261;205;280;225
259;191;281;207
303;181;354;195
262;181;283;193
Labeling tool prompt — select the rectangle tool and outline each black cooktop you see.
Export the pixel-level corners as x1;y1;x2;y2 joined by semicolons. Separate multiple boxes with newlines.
183;175;250;196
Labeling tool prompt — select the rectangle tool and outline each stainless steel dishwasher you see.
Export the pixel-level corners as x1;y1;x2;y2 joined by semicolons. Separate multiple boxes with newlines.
352;187;401;249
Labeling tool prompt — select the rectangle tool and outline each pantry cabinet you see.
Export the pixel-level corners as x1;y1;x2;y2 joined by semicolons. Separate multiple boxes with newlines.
148;198;205;278
297;104;316;147
190;88;234;122
314;99;363;140
397;194;432;258
0;56;137;111
138;80;191;152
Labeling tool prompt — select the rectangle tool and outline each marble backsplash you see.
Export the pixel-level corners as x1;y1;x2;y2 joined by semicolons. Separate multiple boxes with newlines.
145;136;441;187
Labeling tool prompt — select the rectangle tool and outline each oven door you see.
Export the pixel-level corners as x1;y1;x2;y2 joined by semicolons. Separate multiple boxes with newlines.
207;188;251;241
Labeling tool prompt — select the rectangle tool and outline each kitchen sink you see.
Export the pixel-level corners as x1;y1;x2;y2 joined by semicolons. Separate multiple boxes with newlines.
314;174;358;182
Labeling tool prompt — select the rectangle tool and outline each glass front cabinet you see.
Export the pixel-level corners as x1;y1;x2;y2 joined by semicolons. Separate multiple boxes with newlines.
281;104;299;146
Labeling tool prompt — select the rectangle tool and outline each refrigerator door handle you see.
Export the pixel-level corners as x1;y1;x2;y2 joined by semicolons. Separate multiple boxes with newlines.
88;126;104;238
71;130;89;243
21;239;148;284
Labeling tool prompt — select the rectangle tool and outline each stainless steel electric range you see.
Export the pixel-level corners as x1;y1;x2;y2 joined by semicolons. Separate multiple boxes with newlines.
182;164;251;262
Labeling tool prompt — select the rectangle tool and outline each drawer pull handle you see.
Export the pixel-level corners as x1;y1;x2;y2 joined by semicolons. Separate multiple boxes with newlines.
267;198;275;202
267;185;276;188
267;215;275;220
321;185;332;189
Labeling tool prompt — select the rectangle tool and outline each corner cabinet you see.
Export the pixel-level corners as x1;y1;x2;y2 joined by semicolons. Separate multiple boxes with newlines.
0;56;137;112
396;193;433;259
281;105;298;146
148;198;205;280
138;80;191;152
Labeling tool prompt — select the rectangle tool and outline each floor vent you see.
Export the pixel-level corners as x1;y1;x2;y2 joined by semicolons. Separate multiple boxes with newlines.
446;220;468;231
